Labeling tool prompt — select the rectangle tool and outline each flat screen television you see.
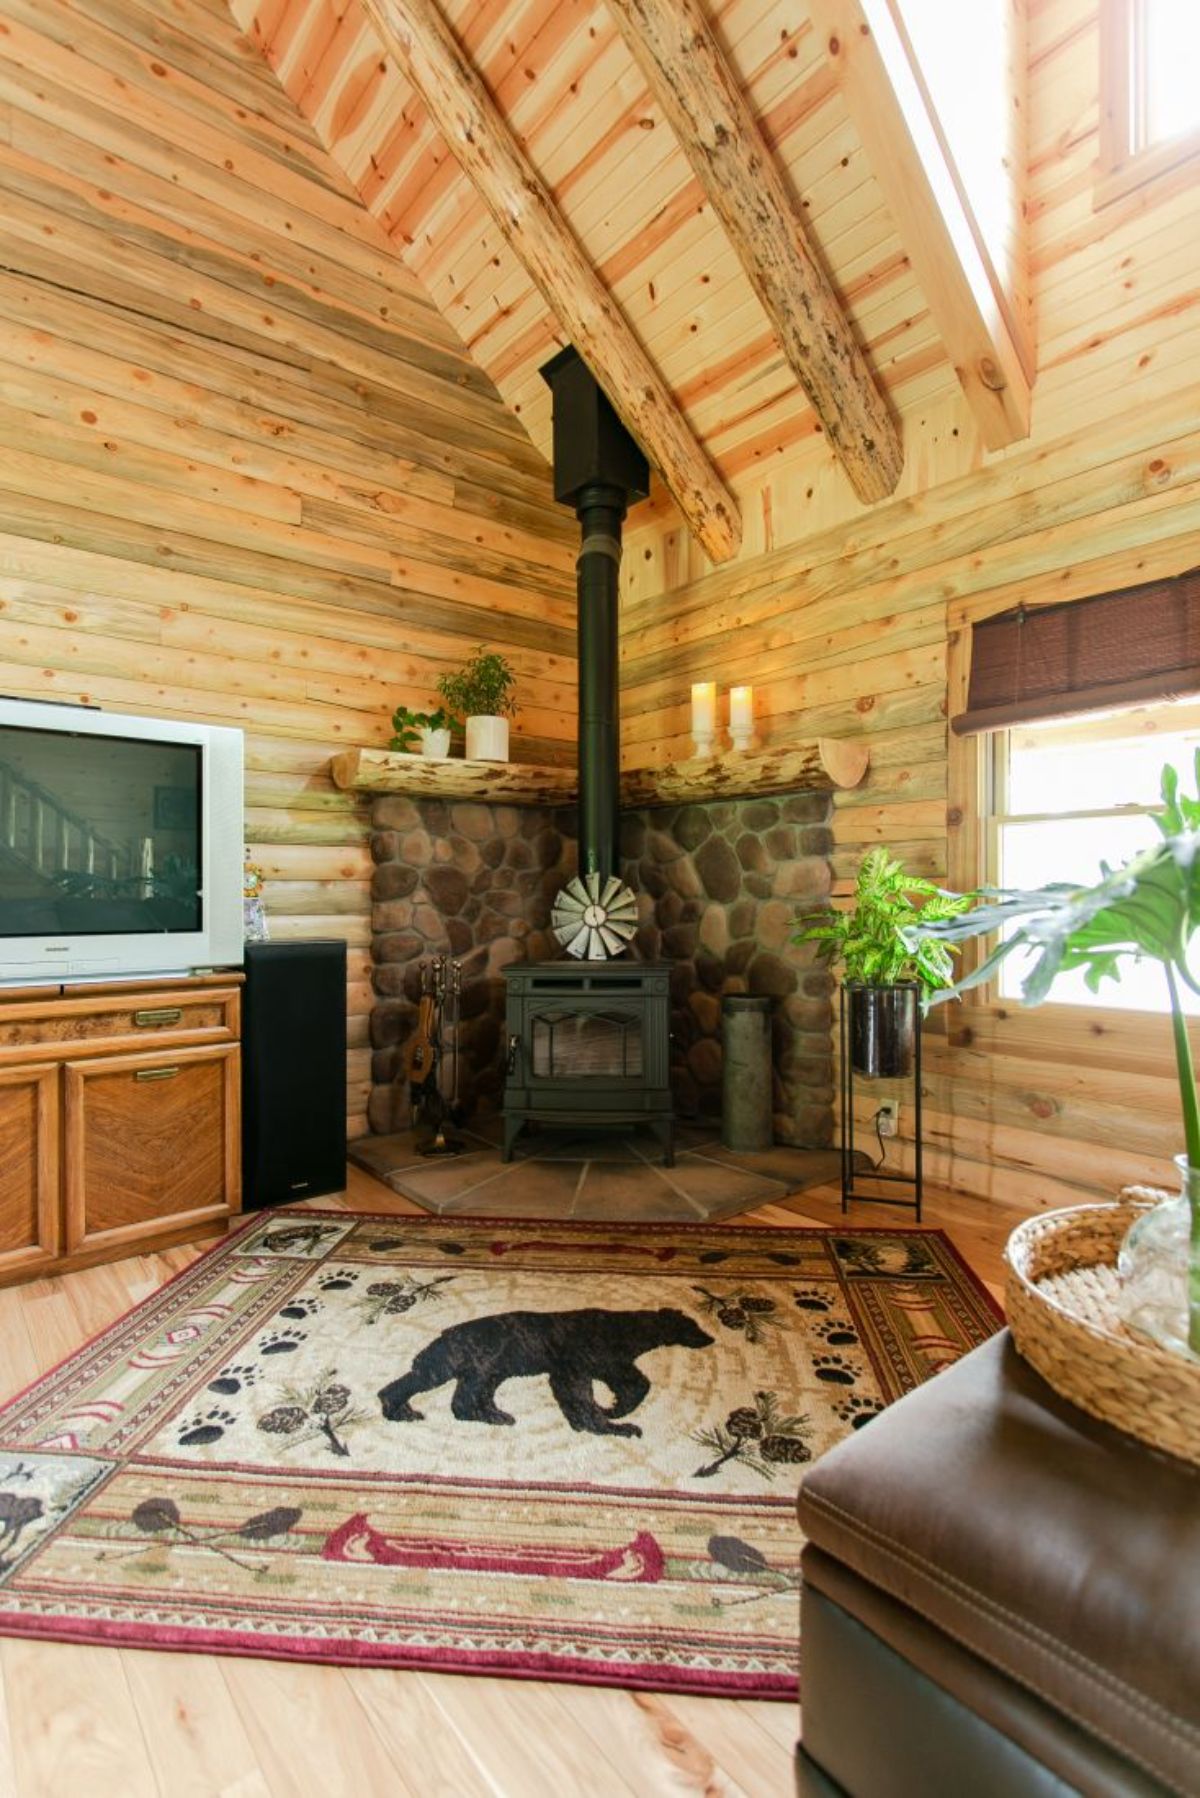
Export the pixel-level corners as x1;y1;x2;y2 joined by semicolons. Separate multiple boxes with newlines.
0;699;244;983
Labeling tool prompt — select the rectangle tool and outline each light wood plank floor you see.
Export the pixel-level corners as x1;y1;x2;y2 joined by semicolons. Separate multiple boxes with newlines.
0;1167;1017;1798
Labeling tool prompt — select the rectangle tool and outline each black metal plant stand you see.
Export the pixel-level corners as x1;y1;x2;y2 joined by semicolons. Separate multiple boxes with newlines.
839;985;923;1219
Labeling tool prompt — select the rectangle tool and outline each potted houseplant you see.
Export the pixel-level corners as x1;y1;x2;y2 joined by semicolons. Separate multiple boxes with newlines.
390;705;457;759
437;647;518;762
911;756;1200;1359
794;847;973;1078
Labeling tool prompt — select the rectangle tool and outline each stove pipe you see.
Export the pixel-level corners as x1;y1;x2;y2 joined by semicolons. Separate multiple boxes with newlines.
540;349;649;882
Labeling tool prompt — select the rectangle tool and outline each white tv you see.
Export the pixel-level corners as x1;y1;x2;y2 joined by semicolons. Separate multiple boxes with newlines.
0;699;244;984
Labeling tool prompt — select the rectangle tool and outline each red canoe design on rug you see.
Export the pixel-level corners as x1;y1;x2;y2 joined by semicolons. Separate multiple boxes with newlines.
323;1513;666;1583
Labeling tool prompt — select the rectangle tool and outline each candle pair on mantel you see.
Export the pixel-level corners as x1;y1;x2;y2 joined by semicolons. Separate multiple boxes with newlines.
690;682;756;757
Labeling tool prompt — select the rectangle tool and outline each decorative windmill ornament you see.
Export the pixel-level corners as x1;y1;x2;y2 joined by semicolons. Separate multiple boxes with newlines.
551;871;637;960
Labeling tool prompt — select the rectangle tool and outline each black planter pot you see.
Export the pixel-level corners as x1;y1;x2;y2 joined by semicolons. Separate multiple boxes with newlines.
847;982;919;1078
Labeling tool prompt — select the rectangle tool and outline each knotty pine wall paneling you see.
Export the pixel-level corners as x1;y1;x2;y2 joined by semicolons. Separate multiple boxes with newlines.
619;0;1200;1212
0;0;576;1136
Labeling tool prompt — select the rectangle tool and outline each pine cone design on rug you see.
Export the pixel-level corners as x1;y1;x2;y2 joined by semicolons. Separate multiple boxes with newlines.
256;1369;363;1459
356;1272;456;1327
378;1306;715;1437
692;1389;813;1480
691;1285;782;1343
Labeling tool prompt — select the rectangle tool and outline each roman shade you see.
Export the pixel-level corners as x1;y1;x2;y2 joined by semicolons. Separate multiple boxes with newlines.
953;570;1200;734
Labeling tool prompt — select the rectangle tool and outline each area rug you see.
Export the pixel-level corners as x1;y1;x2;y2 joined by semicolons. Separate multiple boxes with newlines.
0;1211;1001;1697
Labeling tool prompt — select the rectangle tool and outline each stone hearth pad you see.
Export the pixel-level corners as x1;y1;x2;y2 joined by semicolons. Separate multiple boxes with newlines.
349;1121;841;1222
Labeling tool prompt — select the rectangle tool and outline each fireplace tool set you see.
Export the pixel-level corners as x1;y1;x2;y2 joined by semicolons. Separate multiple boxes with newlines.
405;956;463;1156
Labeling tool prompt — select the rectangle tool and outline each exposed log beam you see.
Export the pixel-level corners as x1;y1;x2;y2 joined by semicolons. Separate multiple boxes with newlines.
809;0;1032;451
357;0;742;564
606;0;902;506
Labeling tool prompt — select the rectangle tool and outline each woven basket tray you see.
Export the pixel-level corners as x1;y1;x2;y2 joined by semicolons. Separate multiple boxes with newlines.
1004;1192;1200;1468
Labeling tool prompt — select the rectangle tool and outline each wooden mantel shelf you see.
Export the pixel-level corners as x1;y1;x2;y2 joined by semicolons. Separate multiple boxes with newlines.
330;738;869;807
621;738;869;806
330;749;577;804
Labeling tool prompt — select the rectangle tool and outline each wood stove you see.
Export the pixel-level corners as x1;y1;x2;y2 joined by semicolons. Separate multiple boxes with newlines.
501;348;674;1163
502;961;673;1163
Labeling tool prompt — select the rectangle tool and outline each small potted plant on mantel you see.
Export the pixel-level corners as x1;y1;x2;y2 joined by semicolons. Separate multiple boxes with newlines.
389;704;458;760
437;647;519;763
914;756;1200;1360
794;847;973;1078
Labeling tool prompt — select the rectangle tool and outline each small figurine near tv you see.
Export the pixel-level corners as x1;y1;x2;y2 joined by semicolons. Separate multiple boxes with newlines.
243;851;269;944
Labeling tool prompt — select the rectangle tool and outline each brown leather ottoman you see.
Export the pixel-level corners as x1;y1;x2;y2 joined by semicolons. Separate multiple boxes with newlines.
796;1331;1200;1796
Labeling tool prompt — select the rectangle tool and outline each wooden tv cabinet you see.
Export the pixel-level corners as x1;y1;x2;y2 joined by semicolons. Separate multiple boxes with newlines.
0;972;243;1287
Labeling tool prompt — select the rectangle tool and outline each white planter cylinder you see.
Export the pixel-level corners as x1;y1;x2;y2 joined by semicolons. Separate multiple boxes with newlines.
466;715;509;761
419;727;451;759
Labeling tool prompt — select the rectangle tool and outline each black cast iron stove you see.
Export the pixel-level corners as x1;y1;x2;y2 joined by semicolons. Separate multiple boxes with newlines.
500;348;674;1164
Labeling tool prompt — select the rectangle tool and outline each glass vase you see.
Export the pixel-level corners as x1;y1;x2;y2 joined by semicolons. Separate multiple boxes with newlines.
1117;1155;1197;1358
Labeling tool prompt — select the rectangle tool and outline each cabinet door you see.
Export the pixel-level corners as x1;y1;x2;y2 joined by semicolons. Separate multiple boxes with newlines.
64;1044;240;1256
0;1064;59;1278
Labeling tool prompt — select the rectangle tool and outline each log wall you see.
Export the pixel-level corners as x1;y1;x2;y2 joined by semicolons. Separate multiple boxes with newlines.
0;0;577;1135
620;0;1200;1210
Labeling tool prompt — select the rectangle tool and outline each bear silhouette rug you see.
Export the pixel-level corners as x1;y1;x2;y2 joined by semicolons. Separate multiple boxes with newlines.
0;1209;1000;1697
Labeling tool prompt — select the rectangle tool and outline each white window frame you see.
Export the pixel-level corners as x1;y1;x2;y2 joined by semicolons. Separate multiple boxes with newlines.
1098;0;1200;207
977;699;1200;1013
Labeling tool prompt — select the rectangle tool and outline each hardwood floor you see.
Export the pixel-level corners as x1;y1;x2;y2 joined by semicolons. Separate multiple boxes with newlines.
0;1165;1017;1797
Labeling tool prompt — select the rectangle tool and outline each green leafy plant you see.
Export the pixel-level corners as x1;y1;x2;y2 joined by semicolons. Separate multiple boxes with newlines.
389;705;458;753
436;647;519;720
911;756;1200;1355
793;846;974;999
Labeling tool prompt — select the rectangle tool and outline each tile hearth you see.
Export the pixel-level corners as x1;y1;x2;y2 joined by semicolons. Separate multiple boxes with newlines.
349;1121;841;1223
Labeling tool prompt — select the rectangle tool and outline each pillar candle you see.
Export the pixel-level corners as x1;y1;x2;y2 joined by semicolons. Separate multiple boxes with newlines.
729;685;754;750
691;681;716;754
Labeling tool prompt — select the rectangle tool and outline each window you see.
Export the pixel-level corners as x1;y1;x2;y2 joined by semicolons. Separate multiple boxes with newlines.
1099;0;1200;203
983;697;1200;1014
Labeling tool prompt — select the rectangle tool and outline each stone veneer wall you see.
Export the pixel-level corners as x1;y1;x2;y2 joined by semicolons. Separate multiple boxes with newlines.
367;790;834;1146
620;793;834;1146
367;796;574;1132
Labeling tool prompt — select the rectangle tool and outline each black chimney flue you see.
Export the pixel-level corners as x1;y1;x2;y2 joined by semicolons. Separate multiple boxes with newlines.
540;349;648;885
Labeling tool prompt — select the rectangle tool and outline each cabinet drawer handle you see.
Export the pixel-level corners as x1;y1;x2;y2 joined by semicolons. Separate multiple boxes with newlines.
134;1008;183;1027
135;1066;180;1082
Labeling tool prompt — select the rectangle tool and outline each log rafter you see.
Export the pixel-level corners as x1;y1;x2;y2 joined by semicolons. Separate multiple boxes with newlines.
606;0;903;507
357;0;743;565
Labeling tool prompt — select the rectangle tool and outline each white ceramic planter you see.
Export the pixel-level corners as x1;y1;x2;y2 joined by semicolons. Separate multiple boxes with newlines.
465;714;509;761
419;726;452;759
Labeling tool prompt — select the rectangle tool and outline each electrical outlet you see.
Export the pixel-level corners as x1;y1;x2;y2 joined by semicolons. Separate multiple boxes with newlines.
877;1100;900;1138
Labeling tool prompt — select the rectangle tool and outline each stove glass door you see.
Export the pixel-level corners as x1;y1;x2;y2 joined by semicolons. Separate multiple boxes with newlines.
529;1008;644;1080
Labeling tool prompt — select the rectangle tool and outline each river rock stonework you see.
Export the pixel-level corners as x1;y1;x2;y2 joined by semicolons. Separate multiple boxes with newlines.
619;793;834;1147
366;790;834;1147
367;796;574;1133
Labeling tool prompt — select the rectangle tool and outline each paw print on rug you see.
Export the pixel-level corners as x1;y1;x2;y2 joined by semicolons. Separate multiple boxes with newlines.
279;1295;324;1322
834;1394;883;1431
317;1269;359;1292
257;1329;307;1357
792;1288;833;1313
207;1363;259;1398
815;1317;859;1348
811;1352;858;1386
177;1406;237;1447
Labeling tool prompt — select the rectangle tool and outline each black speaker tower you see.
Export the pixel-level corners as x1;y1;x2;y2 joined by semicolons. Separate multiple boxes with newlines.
242;940;347;1209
